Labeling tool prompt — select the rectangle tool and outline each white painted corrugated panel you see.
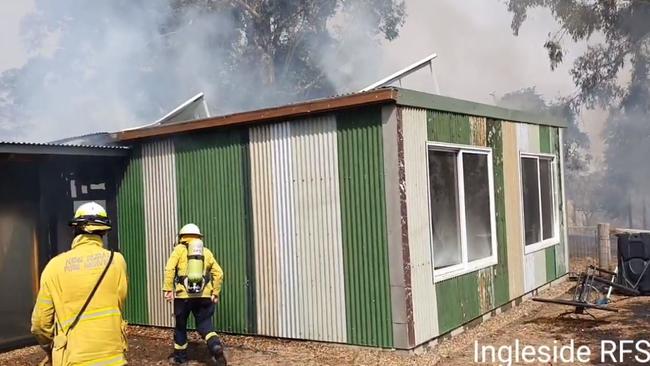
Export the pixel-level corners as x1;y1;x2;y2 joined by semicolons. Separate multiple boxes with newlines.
401;107;439;342
249;115;347;342
518;123;540;153
250;123;281;336
142;139;178;327
518;124;547;291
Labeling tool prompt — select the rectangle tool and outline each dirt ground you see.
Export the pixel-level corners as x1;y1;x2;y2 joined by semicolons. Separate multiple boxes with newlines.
2;280;649;365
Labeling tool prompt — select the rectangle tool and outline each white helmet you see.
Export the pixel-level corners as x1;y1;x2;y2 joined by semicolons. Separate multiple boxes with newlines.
70;201;111;233
179;223;202;237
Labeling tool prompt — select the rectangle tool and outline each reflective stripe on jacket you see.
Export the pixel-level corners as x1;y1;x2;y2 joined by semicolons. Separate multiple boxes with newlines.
163;244;223;299
31;234;128;366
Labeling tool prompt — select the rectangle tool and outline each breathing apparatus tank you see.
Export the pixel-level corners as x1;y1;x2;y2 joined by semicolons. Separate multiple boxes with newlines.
184;238;205;294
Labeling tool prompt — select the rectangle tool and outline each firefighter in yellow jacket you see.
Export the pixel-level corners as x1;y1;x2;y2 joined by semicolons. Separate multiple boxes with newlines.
163;223;225;365
31;202;128;366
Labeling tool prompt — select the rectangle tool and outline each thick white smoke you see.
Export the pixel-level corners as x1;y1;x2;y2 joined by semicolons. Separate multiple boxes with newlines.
0;0;389;142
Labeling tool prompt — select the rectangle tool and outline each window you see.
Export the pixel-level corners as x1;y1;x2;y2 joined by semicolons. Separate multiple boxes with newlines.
428;143;497;281
520;154;558;253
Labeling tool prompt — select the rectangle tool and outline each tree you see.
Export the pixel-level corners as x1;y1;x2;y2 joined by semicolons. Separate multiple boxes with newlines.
0;0;405;140
167;0;405;102
506;1;650;224
506;0;649;110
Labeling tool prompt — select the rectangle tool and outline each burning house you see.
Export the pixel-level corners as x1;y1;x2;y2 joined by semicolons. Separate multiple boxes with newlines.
1;87;568;350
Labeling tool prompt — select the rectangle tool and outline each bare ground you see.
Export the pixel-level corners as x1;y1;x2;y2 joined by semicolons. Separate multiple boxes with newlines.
2;280;648;365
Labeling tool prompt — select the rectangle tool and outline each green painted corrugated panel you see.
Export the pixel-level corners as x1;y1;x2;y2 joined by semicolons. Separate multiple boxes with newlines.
459;273;480;322
427;110;471;144
337;107;393;348
539;125;551;154
116;148;148;325
436;271;481;334
487;119;510;306
545;246;557;281
175;129;256;334
435;278;462;334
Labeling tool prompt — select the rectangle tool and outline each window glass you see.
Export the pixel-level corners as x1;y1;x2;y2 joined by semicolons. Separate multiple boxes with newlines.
462;153;493;261
521;157;541;245
428;150;462;269
539;159;554;240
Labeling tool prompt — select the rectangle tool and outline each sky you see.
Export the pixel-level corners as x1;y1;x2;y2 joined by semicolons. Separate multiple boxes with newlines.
0;0;606;156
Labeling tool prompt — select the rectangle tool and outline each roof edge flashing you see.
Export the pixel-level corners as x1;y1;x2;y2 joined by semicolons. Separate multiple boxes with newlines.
0;142;131;157
395;88;566;128
117;88;398;141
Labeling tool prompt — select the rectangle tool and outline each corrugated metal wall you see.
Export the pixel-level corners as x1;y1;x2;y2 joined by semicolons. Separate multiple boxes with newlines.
557;129;570;276
401;107;438;344
487;119;509;307
249;123;283;336
142;139;178;327
249;116;347;342
175;129;255;334
116;110;394;347
113;102;567;349
502;122;525;299
551;127;568;277
518;123;549;292
428;110;488;334
116;149;148;324
337;107;393;348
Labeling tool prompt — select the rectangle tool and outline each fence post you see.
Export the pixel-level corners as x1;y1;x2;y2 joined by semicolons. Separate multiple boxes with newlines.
598;223;611;270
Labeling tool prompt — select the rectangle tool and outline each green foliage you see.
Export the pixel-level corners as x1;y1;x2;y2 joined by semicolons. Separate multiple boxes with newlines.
168;0;406;100
506;0;649;109
0;0;405;139
506;1;650;221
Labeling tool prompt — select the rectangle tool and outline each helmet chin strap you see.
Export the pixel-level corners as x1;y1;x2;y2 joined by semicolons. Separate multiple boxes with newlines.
74;226;107;237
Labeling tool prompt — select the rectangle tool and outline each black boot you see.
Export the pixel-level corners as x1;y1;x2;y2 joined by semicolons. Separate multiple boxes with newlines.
169;349;188;365
207;337;227;366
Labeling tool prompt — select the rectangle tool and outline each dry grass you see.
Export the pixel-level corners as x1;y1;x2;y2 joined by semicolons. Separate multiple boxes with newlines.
2;280;647;365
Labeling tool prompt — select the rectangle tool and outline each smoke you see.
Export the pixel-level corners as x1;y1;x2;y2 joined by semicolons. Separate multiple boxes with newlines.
0;0;391;142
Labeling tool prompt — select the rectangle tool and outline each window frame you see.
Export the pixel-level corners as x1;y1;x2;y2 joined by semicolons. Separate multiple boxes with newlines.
519;152;560;254
426;142;498;283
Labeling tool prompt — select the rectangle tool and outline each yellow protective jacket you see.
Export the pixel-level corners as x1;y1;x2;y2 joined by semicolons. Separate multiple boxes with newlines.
31;234;128;366
163;244;223;299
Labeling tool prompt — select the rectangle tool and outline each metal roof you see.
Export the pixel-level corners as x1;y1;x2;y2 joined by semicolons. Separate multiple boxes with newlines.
116;87;567;142
0;141;130;157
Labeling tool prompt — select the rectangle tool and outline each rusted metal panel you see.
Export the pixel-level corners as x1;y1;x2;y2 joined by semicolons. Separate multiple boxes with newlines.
477;267;494;313
502;122;525;299
249;116;347;343
118;89;398;141
382;106;410;349
469;116;487;147
401;107;438;344
141;139;178;327
486;119;508;307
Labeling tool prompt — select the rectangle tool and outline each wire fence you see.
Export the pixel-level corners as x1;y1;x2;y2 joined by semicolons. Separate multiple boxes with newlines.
568;226;598;274
568;226;624;274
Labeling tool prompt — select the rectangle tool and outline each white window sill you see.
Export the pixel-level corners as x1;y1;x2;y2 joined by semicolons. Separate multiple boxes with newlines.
524;238;559;254
433;257;498;283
